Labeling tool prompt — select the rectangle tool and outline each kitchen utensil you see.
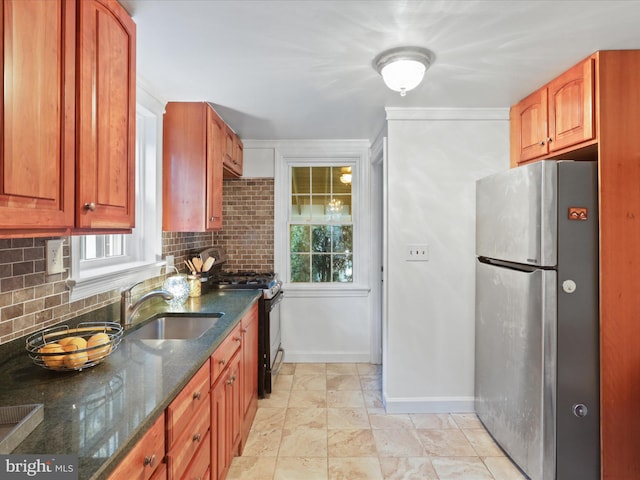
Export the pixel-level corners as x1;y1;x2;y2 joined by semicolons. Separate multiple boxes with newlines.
184;259;196;274
202;256;215;272
192;257;203;272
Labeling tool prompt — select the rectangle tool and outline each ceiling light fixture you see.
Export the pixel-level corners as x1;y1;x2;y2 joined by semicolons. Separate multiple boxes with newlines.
373;47;435;97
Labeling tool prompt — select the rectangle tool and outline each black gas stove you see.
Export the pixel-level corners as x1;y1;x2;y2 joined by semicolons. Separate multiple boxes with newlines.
207;271;281;299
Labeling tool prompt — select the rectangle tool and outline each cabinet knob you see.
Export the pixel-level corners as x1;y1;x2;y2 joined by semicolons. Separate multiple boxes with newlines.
538;140;545;146
234;337;241;343
241;328;247;333
83;202;97;211
193;391;202;400
143;454;156;467
192;433;202;443
218;359;226;366
547;137;553;143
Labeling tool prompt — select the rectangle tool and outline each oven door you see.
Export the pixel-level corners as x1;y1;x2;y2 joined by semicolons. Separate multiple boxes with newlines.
266;290;284;393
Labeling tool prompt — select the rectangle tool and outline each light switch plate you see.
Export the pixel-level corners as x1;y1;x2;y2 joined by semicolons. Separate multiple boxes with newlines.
46;239;65;275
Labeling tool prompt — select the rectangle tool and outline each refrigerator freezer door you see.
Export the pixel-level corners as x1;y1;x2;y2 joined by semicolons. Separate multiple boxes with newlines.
476;161;557;267
475;260;556;480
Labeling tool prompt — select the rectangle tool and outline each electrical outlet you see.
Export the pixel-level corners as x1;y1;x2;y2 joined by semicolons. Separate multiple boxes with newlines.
46;239;65;274
406;244;429;261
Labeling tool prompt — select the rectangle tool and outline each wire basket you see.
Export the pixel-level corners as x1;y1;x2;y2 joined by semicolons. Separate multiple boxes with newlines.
25;322;123;372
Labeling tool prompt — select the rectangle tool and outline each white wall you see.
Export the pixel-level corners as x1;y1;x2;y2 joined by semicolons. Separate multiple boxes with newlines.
383;108;509;413
243;140;375;364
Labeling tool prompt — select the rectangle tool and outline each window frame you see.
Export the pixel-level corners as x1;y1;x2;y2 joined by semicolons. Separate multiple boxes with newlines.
288;163;355;284
68;85;165;301
273;141;371;297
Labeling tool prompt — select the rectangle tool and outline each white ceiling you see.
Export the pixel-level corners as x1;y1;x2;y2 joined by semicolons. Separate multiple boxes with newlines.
121;0;640;141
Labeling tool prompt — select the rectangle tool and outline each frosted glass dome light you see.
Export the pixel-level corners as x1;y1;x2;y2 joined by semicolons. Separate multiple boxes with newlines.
373;47;435;96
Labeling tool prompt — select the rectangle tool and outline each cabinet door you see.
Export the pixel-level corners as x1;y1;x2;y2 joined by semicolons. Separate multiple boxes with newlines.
240;303;258;453
76;0;136;229
516;88;549;163
548;58;595;152
0;0;75;232
211;376;228;480
227;353;242;458
107;413;165;480
206;108;224;230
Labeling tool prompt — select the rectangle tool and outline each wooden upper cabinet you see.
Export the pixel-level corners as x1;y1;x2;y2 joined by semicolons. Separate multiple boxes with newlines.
223;126;243;178
548;59;594;152
163;102;224;232
514;88;549;162
511;57;595;165
0;0;76;234
76;0;136;230
207;109;224;230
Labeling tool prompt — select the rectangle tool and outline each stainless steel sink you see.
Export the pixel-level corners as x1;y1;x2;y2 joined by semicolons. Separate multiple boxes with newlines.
127;314;224;340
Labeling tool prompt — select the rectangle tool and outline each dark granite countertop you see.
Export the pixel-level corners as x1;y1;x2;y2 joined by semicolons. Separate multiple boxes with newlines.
0;289;261;480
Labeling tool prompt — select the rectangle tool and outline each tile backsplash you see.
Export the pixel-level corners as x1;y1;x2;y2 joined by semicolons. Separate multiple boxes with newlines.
0;177;274;345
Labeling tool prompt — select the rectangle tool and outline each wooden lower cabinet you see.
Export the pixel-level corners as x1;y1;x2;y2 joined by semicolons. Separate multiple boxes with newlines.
107;413;165;480
210;302;259;480
211;374;228;480
240;305;258;452
166;399;210;480
109;303;259;480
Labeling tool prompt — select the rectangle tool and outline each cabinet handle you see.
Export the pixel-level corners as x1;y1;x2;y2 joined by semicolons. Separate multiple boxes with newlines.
143;454;156;467
209;216;220;222
192;433;202;443
83;202;97;211
193;391;202;400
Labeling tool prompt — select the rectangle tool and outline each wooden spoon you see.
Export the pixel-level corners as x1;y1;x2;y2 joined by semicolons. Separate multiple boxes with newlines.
192;257;203;272
202;256;215;272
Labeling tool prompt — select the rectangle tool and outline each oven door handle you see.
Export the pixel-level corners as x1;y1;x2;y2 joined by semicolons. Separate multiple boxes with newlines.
272;347;285;376
269;290;284;309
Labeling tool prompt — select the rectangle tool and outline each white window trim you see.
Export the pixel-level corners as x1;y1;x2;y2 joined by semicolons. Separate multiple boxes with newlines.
67;84;166;301
274;140;371;295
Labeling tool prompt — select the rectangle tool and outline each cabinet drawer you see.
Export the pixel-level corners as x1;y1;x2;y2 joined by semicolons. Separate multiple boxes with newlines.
210;323;242;385
107;413;165;480
167;362;210;447
149;462;167;480
180;430;210;480
167;397;210;480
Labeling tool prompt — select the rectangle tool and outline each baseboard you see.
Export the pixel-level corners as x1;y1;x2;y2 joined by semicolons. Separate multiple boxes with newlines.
383;394;475;414
284;351;371;363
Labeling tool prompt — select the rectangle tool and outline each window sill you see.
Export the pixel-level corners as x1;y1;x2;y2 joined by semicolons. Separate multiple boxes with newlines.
67;261;166;302
283;283;370;298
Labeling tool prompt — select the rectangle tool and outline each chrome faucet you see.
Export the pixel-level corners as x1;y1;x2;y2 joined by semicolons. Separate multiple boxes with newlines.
120;281;174;327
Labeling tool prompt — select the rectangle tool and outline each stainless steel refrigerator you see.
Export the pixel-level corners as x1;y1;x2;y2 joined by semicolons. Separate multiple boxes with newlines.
475;160;599;480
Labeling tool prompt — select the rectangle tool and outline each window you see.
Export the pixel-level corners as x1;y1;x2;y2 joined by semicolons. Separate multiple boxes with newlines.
289;165;353;283
69;88;164;301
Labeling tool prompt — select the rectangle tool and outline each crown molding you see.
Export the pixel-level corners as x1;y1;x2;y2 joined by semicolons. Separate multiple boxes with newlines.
385;107;509;121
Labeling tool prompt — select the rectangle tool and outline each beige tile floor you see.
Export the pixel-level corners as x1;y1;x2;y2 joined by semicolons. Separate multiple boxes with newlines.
228;363;527;480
